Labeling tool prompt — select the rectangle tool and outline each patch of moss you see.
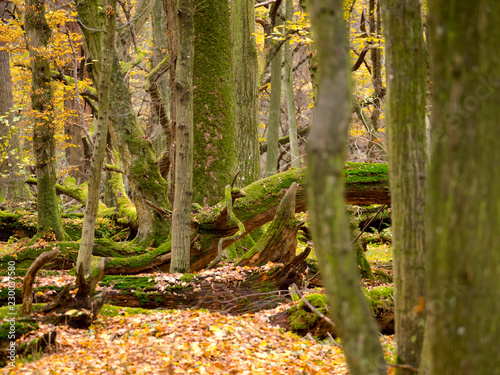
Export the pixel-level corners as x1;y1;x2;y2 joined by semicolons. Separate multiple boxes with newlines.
100;276;155;291
180;274;195;283
0;304;43;320
99;304;156;317
288;293;328;331
0;321;39;341
364;286;394;312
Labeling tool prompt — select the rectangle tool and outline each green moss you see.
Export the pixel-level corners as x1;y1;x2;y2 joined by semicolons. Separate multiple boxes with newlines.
100;304;162;317
180;274;195;282
364;286;394;312
0;304;43;320
288;293;328;331
0;321;39;341
100;275;155;290
343;162;389;187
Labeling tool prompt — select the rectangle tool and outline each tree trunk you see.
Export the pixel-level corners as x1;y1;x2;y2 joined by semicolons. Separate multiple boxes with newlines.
382;0;427;373
170;0;194;273
265;16;283;177
284;0;300;169
367;0;384;162
232;0;260;187
26;0;67;241
77;0;171;246
77;0;117;277
306;1;387;374
192;0;237;205
420;2;500;374
148;0;170;158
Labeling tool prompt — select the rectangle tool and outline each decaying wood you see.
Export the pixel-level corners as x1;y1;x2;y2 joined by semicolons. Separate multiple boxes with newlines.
238;182;301;267
21;248;61;316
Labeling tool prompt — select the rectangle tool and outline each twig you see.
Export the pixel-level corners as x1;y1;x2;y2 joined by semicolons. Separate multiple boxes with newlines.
351;204;387;245
387;364;419;373
143;199;172;217
255;0;276;8
291;283;335;328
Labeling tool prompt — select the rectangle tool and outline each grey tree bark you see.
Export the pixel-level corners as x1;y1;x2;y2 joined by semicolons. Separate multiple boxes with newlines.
306;0;387;374
77;0;117;276
264;16;283;177
382;0;427;373
284;0;299;169
170;0;194;273
232;0;260;186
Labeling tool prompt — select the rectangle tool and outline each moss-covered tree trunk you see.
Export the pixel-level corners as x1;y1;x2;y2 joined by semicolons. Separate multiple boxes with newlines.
77;0;116;276
264;16;283;177
26;0;67;241
77;0;171;246
231;0;260;187
420;1;500;374
382;0;426;373
306;1;387;374
170;0;194;273
192;0;237;205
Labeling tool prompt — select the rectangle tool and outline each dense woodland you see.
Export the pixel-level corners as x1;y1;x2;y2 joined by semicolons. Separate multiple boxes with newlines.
0;0;499;374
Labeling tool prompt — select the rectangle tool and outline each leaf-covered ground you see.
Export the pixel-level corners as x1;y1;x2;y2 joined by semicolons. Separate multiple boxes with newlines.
1;307;395;374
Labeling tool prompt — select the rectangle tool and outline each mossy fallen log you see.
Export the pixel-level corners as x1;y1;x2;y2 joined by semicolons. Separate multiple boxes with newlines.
2;163;389;275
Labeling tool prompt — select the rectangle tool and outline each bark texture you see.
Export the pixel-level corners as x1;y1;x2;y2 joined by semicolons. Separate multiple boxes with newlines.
382;0;427;372
170;0;194;273
421;2;500;374
192;0;237;205
77;0;117;276
306;1;387;374
264;16;283;177
232;0;260;186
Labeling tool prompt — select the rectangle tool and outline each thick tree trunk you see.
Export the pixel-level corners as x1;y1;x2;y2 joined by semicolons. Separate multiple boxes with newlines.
307;1;387;374
77;0;117;276
264;16;283;177
192;0;237;205
170;0;194;273
232;0;260;187
26;0;67;241
420;2;500;374
382;0;427;373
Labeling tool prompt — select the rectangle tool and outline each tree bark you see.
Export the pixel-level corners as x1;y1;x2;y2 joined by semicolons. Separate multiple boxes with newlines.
192;0;237;205
420;1;500;374
232;0;260;187
382;0;427;373
77;0;117;276
26;0;68;241
264;15;283;178
170;0;194;273
284;0;300;169
307;1;387;374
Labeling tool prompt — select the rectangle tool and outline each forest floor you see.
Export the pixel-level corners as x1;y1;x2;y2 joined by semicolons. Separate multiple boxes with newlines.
0;242;395;374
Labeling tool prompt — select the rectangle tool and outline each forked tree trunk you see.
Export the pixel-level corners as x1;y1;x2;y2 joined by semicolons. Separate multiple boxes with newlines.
306;1;387;374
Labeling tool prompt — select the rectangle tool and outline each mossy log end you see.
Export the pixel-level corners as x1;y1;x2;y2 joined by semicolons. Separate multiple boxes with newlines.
237;182;301;267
